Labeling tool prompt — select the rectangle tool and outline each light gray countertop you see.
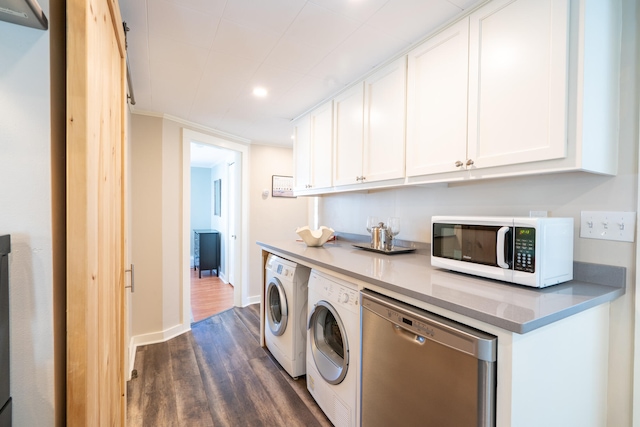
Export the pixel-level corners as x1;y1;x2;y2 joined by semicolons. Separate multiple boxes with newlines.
257;239;625;334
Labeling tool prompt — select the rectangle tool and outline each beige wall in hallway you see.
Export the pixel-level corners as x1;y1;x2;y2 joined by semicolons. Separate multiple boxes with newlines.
129;115;308;343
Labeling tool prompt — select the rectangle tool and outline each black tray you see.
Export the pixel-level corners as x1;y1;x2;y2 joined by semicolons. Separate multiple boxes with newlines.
352;243;416;255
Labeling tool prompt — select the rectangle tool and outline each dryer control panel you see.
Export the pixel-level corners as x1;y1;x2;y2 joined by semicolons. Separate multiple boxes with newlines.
309;270;360;314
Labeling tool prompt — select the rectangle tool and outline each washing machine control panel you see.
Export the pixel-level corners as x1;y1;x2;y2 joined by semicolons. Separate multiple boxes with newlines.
275;263;294;278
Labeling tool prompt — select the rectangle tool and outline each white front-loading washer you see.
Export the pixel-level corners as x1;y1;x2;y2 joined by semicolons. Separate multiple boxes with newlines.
306;269;361;427
264;254;311;378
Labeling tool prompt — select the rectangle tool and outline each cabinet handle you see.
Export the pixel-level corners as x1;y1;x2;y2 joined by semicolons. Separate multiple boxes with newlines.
455;160;464;167
466;159;474;166
361;176;366;182
356;176;361;182
125;264;134;293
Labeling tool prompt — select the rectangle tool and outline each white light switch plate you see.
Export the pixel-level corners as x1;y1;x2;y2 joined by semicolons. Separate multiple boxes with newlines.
580;211;636;242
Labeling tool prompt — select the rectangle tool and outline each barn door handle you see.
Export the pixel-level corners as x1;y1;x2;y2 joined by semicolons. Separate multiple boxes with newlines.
125;264;135;293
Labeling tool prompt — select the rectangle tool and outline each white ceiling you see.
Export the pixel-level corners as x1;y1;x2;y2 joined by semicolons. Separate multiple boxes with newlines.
120;0;481;147
190;142;236;168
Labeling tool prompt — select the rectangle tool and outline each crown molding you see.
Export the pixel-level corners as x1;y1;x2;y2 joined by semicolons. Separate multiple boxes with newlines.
129;108;252;145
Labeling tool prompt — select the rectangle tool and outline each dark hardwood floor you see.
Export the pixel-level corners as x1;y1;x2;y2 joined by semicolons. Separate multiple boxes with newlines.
127;304;332;427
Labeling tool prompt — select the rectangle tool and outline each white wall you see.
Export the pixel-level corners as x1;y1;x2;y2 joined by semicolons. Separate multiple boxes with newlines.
0;3;55;425
162;120;183;330
319;1;638;423
249;145;309;299
130;115;165;338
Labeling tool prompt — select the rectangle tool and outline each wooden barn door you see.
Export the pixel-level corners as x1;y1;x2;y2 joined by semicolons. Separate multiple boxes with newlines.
66;0;127;424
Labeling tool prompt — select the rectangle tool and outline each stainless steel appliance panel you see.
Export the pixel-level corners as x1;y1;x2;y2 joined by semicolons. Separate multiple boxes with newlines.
0;398;10;427
0;235;11;427
361;290;496;427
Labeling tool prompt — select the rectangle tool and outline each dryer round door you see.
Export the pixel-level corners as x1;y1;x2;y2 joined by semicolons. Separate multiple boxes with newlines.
308;300;349;385
266;278;288;336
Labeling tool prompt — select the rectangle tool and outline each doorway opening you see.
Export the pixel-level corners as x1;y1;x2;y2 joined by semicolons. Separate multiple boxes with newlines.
181;129;250;326
189;143;237;321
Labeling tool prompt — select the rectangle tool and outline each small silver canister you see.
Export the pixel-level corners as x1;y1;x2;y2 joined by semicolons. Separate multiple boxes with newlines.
371;223;389;251
371;224;381;249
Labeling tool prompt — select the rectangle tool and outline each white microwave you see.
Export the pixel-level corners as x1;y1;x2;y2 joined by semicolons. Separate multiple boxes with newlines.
431;216;574;288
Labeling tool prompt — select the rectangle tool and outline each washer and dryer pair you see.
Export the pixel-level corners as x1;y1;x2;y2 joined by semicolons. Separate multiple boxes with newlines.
264;255;361;427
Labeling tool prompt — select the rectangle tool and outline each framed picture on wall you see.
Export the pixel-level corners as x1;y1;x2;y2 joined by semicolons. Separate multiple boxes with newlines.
214;179;221;216
272;175;295;198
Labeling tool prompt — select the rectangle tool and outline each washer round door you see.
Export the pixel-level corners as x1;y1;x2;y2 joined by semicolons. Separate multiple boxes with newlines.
266;278;288;336
308;300;349;385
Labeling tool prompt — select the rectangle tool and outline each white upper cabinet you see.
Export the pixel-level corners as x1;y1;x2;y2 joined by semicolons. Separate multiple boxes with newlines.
363;57;407;183
406;18;470;177
406;0;618;183
295;0;620;194
334;57;407;187
293;116;311;192
466;0;570;170
407;0;570;178
333;83;365;186
293;101;333;194
310;101;333;190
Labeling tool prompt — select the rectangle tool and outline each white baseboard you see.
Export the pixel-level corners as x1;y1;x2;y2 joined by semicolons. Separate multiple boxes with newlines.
127;322;191;380
244;294;260;307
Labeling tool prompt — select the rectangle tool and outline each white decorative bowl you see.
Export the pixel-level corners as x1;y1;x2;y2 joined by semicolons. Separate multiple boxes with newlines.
296;226;334;247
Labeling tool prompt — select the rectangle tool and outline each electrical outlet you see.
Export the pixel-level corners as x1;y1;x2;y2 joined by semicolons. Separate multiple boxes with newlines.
580;211;636;242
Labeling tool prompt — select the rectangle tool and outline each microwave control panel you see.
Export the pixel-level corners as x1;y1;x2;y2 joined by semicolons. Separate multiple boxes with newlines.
514;227;535;273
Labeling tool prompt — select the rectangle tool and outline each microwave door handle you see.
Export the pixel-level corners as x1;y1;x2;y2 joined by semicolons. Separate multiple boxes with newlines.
496;226;510;268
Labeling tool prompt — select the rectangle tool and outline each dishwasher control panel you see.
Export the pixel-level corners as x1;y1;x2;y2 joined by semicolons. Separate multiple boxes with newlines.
382;307;435;338
361;290;497;361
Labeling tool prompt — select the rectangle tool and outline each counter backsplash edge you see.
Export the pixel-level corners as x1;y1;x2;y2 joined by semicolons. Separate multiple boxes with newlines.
332;232;626;289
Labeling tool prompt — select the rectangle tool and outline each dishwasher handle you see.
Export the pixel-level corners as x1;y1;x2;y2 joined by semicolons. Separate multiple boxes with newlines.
394;324;426;344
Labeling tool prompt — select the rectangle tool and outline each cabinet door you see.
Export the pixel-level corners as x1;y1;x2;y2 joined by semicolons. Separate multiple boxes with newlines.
406;18;469;176
293;116;311;191
199;232;219;274
310;101;333;189
363;57;407;182
467;0;569;169
333;82;364;186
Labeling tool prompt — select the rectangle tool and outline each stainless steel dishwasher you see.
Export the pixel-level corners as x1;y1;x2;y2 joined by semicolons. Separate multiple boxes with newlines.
360;290;497;427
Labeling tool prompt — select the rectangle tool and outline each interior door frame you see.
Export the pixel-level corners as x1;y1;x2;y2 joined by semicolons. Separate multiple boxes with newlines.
182;129;249;320
226;158;240;286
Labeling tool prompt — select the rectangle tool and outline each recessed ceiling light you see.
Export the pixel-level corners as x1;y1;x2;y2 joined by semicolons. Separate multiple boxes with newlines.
253;87;268;97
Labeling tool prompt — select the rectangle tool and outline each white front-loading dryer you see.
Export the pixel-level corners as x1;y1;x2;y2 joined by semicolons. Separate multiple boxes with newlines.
264;254;311;378
306;269;361;427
